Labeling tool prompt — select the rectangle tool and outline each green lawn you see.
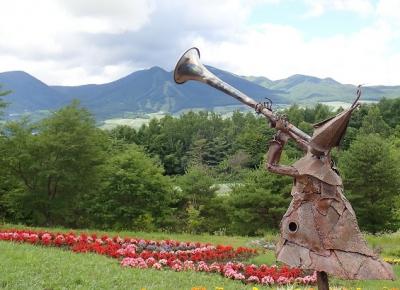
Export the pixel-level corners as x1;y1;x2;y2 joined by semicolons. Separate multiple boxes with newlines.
1;224;399;289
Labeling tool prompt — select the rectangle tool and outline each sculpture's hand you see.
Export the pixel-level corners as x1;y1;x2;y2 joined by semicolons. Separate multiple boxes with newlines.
274;130;290;143
274;115;289;132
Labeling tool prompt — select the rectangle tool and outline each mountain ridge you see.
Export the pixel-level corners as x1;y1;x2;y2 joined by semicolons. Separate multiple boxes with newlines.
1;67;399;120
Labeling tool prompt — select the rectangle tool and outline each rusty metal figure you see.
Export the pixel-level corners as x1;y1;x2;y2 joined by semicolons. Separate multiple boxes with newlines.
266;101;395;281
173;48;395;286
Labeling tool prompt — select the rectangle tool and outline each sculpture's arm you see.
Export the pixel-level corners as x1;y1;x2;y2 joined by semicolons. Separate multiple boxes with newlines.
274;115;309;152
265;130;300;177
287;130;309;152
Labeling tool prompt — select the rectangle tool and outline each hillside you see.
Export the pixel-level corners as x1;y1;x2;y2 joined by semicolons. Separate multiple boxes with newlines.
0;71;71;114
1;67;400;120
1;67;283;120
246;74;400;103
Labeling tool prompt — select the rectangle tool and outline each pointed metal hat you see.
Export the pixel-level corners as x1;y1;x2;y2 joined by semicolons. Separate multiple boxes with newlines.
309;86;362;155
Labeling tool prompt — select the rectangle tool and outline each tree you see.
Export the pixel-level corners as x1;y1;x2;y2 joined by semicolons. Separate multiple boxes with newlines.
0;85;10;119
378;98;400;128
176;165;223;233
359;106;391;137
339;134;400;233
88;144;175;230
0;101;107;226
108;125;138;144
229;167;292;235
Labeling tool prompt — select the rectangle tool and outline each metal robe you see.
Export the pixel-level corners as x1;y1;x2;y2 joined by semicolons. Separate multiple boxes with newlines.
266;107;395;280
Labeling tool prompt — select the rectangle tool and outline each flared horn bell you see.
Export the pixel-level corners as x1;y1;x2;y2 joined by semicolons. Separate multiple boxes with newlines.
174;47;209;84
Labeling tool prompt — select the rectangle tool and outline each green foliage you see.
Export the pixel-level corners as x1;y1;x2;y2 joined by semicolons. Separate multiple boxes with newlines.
229;167;291;235
378;97;400;128
0;85;11;118
87;144;174;230
176;165;226;233
0;101;107;226
339;134;400;233
359;106;391;136
135;112;232;174
1;98;400;234
108;125;138;143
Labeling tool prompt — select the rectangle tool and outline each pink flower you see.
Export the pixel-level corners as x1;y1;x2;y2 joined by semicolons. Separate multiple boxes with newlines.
197;261;209;272
183;260;195;271
277;276;289;285
209;262;221;273
121;257;135;267
152;263;162;270
0;229;314;287
234;273;245;281
247;276;260;283
261;275;274;285
145;257;156;266
171;263;183;271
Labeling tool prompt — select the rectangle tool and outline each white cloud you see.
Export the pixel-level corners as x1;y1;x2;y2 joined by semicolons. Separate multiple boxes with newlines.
377;0;400;27
0;0;399;86
193;19;400;85
304;0;375;17
59;0;155;33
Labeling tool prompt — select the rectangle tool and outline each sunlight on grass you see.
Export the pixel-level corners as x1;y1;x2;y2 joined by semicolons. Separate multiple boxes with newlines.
1;224;399;289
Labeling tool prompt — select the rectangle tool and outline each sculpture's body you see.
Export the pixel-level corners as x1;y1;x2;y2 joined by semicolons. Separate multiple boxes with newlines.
173;47;395;284
266;108;395;280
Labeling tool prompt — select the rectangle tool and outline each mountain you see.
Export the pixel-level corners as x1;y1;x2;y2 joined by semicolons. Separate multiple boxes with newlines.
0;71;71;114
50;66;285;119
246;74;400;103
1;67;400;121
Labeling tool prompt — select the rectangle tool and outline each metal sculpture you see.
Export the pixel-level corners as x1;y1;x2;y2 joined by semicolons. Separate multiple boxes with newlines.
267;104;395;283
174;48;395;288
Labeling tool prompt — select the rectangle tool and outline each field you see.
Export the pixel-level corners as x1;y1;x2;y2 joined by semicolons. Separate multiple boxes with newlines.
1;224;399;290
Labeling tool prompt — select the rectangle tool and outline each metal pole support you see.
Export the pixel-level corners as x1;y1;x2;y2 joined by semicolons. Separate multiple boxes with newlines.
317;271;329;290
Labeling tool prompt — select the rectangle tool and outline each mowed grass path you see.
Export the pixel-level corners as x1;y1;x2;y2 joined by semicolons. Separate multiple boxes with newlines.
1;224;399;289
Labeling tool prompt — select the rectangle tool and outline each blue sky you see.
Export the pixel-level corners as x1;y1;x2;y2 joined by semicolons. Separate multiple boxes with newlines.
0;0;399;86
249;3;372;39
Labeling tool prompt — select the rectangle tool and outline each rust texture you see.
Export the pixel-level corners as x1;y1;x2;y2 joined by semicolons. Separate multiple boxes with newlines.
173;47;395;280
266;107;395;280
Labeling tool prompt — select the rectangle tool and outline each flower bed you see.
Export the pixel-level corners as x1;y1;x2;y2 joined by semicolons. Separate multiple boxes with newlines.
0;229;316;286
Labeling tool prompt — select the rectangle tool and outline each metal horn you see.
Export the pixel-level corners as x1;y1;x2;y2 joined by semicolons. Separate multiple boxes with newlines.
174;47;311;142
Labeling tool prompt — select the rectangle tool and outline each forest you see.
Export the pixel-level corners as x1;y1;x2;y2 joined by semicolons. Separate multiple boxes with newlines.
1;88;399;236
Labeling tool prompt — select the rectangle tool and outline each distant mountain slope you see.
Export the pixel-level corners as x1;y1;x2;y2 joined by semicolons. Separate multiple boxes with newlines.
52;66;285;119
1;67;400;121
246;74;400;103
0;71;71;113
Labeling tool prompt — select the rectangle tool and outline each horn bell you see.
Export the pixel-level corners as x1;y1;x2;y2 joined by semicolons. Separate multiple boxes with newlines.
174;47;208;84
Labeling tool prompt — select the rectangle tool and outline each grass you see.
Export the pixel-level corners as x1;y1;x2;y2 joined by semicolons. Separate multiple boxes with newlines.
0;241;255;290
1;224;400;289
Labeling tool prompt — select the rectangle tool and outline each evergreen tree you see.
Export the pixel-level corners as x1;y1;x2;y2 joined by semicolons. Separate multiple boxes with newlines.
339;134;400;233
359;106;391;137
0;85;10;118
229;167;292;235
177;165;221;233
378;98;400;128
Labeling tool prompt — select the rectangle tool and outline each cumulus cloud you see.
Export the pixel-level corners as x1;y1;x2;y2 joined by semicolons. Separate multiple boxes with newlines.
0;0;399;86
197;20;400;85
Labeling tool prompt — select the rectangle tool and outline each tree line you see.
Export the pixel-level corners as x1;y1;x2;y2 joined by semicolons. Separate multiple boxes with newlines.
0;88;399;235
